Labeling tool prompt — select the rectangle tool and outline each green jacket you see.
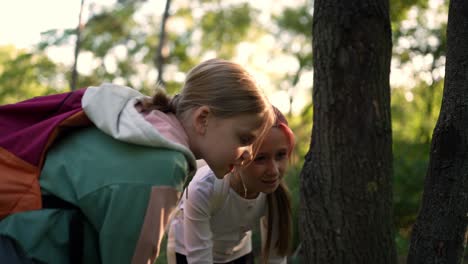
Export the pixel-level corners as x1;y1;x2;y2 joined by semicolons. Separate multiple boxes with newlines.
0;84;196;264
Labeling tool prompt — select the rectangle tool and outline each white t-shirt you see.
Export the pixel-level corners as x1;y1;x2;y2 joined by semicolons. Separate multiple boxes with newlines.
167;166;286;264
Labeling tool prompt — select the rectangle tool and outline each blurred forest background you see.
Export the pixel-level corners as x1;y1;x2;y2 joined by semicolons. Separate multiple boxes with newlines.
0;0;458;262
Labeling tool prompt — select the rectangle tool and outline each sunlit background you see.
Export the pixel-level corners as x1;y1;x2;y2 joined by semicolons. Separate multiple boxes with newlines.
0;0;454;262
0;0;314;115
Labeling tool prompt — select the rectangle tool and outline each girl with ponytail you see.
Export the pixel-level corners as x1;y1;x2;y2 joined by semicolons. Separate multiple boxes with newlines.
0;58;274;264
168;106;295;264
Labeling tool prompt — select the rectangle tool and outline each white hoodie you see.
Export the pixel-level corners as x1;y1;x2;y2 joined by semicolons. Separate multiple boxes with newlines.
81;83;197;174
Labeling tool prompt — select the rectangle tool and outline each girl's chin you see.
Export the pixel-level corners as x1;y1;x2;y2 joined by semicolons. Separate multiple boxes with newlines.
261;181;279;192
260;188;277;195
213;168;229;179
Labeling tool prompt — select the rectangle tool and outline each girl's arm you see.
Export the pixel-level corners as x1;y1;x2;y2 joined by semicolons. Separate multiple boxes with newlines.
81;184;179;264
183;173;215;264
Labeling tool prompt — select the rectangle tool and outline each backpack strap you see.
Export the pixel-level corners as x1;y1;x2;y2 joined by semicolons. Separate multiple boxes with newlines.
210;173;231;214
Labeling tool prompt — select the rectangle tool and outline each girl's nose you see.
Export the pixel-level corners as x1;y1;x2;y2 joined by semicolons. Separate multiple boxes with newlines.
240;147;252;165
266;161;280;176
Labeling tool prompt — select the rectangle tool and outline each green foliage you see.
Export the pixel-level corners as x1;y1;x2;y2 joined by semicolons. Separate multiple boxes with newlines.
280;104;313;258
392;139;428;255
81;4;140;56
31;1;263;93
284;163;302;257
392;81;444;144
389;4;447;256
38;29;76;51
200;3;256;58
0;46;65;105
290;103;313;161
392;2;447;65
273;5;313;98
390;0;428;28
36;2;153;90
167;30;198;73
391;81;443;256
275;6;312;38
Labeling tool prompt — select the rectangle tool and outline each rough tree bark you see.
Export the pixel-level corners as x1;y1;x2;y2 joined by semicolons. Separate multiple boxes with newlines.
299;0;397;263
407;0;468;263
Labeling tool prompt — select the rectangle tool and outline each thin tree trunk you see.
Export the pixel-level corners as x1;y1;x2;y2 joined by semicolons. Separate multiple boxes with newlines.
154;0;171;87
407;0;468;263
71;0;85;91
288;64;303;117
299;0;396;263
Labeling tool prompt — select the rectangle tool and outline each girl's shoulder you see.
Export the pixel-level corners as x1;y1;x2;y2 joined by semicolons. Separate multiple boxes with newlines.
186;165;232;211
186;165;218;200
191;165;217;186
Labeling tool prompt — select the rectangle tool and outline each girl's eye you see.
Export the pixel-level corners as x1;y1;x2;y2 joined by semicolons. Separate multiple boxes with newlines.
239;135;254;145
254;155;266;162
276;151;288;160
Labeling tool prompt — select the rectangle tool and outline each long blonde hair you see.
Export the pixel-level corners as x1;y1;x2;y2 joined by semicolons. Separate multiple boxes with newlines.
142;58;275;150
262;107;295;263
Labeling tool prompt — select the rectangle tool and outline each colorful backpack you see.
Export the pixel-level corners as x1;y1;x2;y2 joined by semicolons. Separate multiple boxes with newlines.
0;89;93;220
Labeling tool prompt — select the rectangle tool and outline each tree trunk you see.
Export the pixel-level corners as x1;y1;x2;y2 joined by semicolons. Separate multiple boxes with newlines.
154;0;171;87
407;0;468;263
71;0;85;91
299;0;397;263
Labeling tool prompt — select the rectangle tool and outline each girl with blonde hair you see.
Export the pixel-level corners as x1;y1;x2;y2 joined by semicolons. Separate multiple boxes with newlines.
168;106;294;264
0;58;274;264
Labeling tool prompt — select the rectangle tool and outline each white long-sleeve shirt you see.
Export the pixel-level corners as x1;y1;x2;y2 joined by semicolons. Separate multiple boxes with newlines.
167;166;286;264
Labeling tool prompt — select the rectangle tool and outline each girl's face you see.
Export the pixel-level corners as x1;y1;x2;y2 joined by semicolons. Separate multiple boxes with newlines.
239;127;289;194
198;112;265;179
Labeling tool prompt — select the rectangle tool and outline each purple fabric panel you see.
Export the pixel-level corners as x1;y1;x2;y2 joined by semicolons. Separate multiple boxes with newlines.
0;88;87;166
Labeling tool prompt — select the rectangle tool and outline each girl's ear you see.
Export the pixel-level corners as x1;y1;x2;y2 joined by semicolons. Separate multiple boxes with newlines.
193;106;210;135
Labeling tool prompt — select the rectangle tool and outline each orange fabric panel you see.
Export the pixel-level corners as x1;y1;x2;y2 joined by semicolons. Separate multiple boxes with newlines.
0;111;91;219
40;110;92;167
0;147;41;219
